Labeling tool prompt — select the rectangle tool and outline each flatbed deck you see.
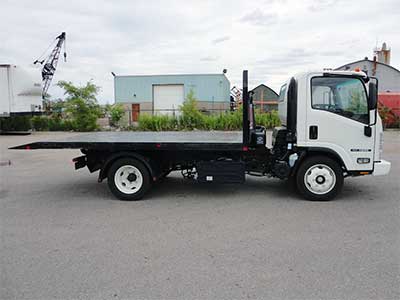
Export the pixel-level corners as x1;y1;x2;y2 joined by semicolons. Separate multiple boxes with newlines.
11;131;244;151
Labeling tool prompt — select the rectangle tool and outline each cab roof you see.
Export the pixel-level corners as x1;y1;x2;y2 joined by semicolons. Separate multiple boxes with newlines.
291;70;368;82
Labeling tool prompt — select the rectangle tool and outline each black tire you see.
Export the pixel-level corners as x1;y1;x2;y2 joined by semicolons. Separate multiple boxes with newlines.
296;155;344;201
107;158;151;201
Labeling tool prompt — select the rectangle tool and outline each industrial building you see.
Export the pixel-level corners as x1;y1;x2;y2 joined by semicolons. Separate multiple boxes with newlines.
114;73;230;123
336;43;400;127
250;84;279;112
335;57;400;92
335;43;399;93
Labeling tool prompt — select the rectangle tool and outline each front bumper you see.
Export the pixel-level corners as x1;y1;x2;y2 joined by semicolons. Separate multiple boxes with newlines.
373;159;391;176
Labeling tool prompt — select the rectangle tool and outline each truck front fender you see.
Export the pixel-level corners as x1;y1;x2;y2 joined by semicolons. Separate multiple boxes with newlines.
302;147;347;170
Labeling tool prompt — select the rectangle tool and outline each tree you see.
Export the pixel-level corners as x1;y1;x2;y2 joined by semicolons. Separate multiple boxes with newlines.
179;90;203;130
57;81;101;131
49;98;67;116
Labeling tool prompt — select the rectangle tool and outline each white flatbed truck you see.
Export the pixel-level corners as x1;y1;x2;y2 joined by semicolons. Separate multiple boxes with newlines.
11;70;391;201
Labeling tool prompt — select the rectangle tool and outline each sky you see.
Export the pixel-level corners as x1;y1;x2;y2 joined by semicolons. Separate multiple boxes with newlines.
1;0;399;103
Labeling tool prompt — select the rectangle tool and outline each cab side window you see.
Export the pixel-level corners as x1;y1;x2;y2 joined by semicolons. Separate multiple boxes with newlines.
278;84;287;102
311;77;369;124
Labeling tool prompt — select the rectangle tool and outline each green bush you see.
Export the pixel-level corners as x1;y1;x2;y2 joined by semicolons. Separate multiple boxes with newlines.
137;114;154;131
136;109;280;131
255;110;281;128
49;117;73;131
0;115;31;131
201;114;218;130
31;116;49;131
48;117;64;131
104;103;125;127
212;109;243;130
135;91;281;131
31;116;74;131
138;114;178;131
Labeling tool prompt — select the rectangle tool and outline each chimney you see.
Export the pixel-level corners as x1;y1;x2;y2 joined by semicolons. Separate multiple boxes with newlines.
374;42;391;65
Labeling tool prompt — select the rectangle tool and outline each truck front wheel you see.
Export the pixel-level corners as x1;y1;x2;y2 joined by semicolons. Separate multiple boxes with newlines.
107;158;151;201
296;156;343;201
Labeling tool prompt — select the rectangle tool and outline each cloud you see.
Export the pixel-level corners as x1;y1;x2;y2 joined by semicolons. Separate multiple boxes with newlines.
256;48;313;67
288;48;313;58
308;0;340;12
200;56;219;62
0;0;398;101
239;9;278;26
212;36;230;44
319;50;345;56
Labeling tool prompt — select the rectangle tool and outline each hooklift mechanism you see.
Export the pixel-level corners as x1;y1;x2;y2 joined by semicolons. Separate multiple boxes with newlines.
34;32;67;97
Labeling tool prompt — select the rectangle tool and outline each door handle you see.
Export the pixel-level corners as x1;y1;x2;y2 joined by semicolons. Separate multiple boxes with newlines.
309;125;318;140
364;126;372;137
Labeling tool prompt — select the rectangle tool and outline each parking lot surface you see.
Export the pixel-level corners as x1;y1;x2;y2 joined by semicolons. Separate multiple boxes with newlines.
1;131;399;299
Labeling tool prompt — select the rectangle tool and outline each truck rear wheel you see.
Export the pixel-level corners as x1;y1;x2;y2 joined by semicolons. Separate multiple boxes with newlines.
296;156;343;201
107;158;151;201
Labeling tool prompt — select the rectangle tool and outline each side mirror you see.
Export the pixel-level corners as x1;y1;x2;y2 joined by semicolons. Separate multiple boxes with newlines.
368;82;377;110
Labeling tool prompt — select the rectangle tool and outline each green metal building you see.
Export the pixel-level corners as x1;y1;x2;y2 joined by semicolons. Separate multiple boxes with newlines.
114;73;230;122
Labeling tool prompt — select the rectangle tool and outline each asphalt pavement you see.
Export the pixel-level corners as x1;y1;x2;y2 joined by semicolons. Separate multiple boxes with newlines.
1;131;399;300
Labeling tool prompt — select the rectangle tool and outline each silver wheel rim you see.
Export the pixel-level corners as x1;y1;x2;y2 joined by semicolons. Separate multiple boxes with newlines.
114;165;143;194
304;164;336;195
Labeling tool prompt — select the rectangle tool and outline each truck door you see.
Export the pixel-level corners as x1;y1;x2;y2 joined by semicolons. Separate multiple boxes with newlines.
306;75;375;171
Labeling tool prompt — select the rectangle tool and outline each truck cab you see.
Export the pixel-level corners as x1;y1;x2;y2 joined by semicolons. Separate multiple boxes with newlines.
273;70;391;200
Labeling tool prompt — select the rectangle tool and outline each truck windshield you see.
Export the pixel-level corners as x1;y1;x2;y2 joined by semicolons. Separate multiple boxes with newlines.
311;77;369;124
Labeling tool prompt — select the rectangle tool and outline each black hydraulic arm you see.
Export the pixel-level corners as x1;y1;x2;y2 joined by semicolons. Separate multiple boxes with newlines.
242;70;249;146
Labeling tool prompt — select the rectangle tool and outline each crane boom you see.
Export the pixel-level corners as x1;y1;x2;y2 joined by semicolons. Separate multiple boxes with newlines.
34;32;66;97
